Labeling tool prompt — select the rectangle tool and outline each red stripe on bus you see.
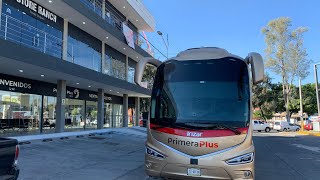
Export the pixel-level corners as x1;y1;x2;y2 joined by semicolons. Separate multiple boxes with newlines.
150;123;248;138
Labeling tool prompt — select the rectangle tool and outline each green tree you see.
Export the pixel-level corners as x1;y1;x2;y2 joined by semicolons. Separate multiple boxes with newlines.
140;64;157;112
262;17;311;122
252;74;276;120
301;83;317;116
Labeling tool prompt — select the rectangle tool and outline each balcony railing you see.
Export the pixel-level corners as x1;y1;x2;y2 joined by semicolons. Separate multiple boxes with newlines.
79;0;164;58
0;13;63;59
0;13;146;84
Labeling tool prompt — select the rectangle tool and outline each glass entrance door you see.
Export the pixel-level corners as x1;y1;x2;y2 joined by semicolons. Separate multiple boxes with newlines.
104;103;112;128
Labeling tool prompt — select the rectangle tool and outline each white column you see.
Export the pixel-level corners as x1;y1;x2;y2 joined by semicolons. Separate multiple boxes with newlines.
123;94;128;127
97;89;105;129
62;19;68;61
125;55;128;82
101;42;105;73
102;0;106;20
56;80;66;133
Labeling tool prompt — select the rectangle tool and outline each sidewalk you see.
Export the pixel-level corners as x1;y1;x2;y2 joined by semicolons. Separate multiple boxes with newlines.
298;131;320;137
9;126;146;142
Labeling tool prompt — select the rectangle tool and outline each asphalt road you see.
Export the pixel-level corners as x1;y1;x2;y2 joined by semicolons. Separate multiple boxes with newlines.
17;129;320;180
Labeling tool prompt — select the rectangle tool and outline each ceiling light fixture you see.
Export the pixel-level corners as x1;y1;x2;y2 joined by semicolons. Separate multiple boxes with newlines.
88;85;91;88
76;82;79;85
82;21;86;25
19;70;23;73
123;48;126;50
41;75;45;77
123;6;126;8
106;36;109;39
109;90;112;92
48;0;53;3
117;92;119;94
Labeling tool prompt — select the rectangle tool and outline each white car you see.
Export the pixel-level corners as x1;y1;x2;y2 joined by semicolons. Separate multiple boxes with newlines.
289;123;300;131
273;121;291;131
252;120;271;132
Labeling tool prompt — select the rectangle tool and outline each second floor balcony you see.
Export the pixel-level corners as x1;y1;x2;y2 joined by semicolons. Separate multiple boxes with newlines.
0;13;135;84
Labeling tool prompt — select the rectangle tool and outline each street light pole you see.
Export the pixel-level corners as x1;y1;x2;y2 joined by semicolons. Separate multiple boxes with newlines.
157;31;169;59
299;78;304;131
314;64;320;115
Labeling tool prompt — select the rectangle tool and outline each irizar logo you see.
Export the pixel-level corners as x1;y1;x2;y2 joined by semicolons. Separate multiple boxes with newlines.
187;131;203;137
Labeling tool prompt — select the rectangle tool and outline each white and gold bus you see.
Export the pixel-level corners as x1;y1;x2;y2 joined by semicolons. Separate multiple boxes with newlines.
135;47;264;180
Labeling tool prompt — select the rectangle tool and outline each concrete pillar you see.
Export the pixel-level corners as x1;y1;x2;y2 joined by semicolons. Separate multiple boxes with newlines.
101;42;105;73
125;55;128;82
135;97;140;126
62;19;68;61
56;80;66;133
102;0;106;20
97;89;105;129
123;94;128;127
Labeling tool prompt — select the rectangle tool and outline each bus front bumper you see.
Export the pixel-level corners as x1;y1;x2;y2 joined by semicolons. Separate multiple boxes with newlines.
146;158;254;180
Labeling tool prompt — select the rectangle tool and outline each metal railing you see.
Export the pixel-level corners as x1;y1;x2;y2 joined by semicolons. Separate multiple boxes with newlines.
0;13;63;59
79;0;167;59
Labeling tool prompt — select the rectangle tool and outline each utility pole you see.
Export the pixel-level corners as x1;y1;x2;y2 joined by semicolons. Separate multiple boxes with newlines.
299;78;304;131
314;64;320;115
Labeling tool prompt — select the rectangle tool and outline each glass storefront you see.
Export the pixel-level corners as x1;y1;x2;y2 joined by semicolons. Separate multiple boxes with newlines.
42;96;56;134
86;101;98;129
104;103;112;128
0;90;41;136
65;99;85;130
0;86;135;137
113;104;123;128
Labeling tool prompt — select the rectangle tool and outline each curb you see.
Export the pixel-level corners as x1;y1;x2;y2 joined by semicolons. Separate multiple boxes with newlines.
298;131;320;137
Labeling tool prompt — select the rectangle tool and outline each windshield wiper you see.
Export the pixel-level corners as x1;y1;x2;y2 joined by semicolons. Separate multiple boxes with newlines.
187;122;242;135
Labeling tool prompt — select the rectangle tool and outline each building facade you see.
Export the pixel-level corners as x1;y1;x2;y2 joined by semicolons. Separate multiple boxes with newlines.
0;0;156;136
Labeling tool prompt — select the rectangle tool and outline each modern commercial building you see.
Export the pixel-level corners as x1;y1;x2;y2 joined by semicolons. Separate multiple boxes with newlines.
0;0;159;136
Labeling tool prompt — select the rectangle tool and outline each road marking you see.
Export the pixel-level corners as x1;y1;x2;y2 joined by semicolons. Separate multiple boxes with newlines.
292;144;320;153
299;157;312;160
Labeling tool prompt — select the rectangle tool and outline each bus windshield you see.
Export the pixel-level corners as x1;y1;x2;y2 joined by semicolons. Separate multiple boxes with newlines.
150;58;250;129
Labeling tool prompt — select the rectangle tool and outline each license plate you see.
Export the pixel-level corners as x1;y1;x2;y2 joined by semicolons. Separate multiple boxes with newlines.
187;168;201;176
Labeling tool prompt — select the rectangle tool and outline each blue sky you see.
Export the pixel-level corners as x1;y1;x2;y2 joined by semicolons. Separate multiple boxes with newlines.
143;0;319;85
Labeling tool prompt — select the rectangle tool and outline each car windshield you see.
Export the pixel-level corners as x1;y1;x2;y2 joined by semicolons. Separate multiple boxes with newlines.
275;122;280;125
150;58;250;129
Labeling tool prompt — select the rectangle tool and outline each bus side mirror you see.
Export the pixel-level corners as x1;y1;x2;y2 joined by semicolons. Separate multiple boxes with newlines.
247;52;264;84
135;57;162;87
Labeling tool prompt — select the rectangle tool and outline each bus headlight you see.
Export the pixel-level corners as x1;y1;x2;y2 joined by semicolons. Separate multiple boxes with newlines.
226;152;254;165
146;146;165;159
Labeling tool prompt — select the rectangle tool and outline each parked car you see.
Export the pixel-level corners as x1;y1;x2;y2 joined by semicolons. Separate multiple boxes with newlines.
252;120;271;132
304;123;313;131
269;122;274;129
289;123;300;131
273;121;291;131
0;138;20;180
